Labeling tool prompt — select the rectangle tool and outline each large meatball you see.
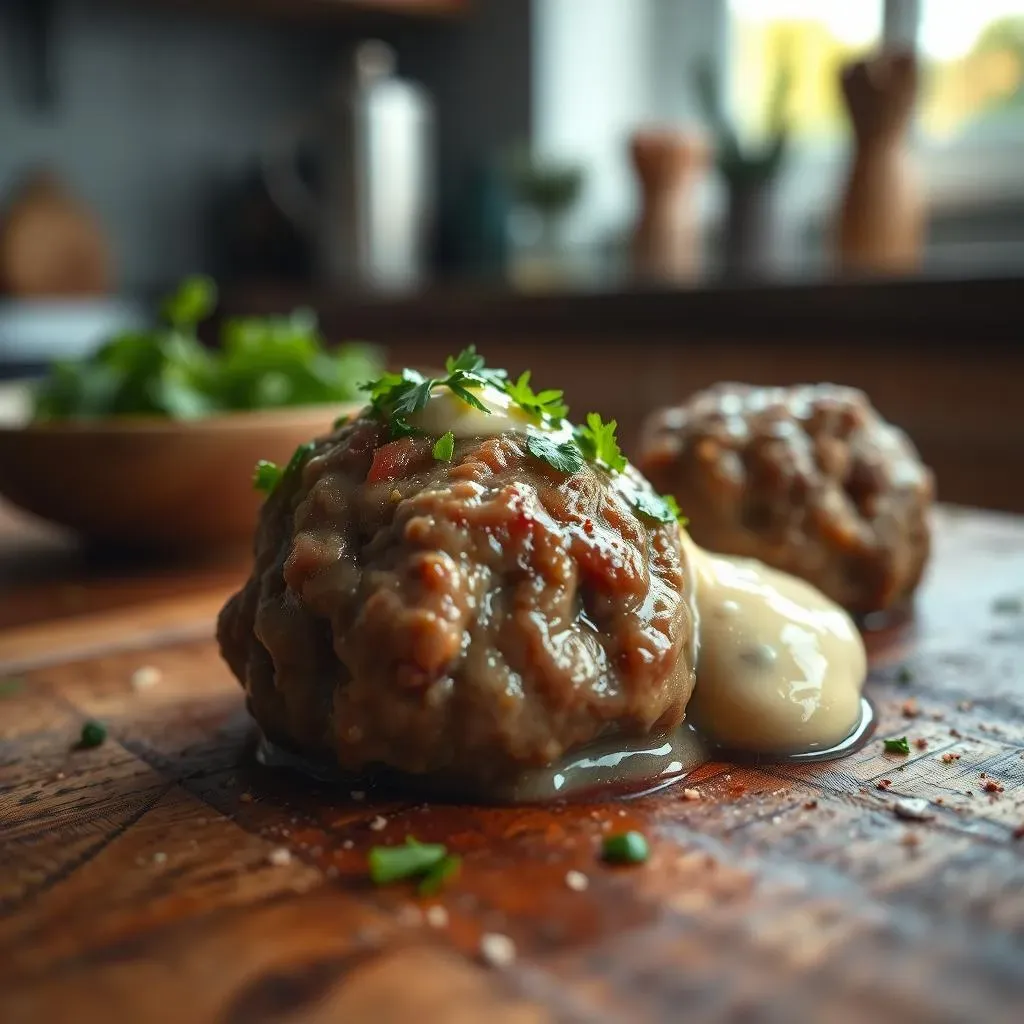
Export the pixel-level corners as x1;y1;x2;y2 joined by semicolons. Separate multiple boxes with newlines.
637;383;934;615
218;414;696;790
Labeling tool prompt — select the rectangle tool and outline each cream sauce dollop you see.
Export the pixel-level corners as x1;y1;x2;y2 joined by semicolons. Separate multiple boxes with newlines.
686;540;867;755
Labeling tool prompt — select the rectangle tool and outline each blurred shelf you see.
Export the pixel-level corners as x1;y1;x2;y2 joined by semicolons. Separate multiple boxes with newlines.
219;271;1024;346
124;0;468;22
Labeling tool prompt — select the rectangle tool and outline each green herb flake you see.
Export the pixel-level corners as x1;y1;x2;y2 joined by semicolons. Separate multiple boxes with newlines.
574;413;627;472
79;720;107;749
896;665;913;685
0;678;24;698
884;736;911;755
252;460;282;494
504;371;569;422
285;441;317;476
634;491;688;526
601;831;649;865
369;836;448;886
992;595;1022;615
526;431;585;475
418;853;462;896
433;431;456;463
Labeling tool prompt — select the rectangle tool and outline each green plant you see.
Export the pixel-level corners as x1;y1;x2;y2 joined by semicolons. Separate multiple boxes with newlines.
693;58;792;185
503;146;584;218
33;276;383;420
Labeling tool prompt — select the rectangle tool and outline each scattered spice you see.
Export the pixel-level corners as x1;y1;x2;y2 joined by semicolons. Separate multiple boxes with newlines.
565;870;589;892
901;699;920;719
940;752;961;764
479;932;516;968
982;780;1004;794
900;832;921;848
268;847;292;867
1012;825;1024;840
877;779;892;790
803;800;818;810
602;831;650;865
950;728;963;738
914;738;929;750
883;736;911;755
369;815;388;831
681;788;702;802
78;720;107;749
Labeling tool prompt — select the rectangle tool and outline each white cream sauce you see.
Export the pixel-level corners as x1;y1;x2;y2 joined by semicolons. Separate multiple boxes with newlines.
409;383;568;440
685;539;867;754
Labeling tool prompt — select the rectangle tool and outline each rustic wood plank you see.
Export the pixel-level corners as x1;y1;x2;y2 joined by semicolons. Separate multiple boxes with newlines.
0;507;1022;1022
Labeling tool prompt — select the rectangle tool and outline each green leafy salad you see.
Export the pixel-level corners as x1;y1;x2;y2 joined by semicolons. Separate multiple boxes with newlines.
32;276;382;420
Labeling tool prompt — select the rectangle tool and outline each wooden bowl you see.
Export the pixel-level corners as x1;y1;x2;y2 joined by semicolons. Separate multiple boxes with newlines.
0;403;360;552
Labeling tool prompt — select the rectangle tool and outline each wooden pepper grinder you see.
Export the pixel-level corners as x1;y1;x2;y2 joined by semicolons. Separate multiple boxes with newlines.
836;49;924;274
629;129;708;284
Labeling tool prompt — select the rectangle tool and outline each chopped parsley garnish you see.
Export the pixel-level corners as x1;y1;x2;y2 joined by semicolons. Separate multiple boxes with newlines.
574;413;626;472
504;371;569;422
418;853;462;896
883;736;911;755
433;431;455;462
78;720;107;749
896;665;913;685
253;460;282;493
445;345;508;389
633;491;688;526
526;431;585;475
369;836;450;886
285;441;316;476
602;831;649;865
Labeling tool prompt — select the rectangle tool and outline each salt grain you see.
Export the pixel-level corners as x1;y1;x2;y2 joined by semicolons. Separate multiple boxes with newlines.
342;839;354;850
682;788;702;801
369;815;388;831
153;852;167;865
480;932;516;968
565;870;589;892
893;798;934;822
268;847;292;866
131;665;163;691
426;905;449;928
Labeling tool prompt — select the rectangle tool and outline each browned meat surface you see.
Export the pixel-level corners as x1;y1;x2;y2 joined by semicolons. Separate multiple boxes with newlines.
637;383;934;614
218;415;696;789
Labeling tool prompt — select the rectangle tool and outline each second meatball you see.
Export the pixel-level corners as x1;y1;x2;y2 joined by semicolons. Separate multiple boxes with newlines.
637;383;934;615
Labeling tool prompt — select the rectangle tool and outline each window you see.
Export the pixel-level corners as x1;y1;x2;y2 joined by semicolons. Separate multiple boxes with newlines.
917;0;1024;141
727;0;883;143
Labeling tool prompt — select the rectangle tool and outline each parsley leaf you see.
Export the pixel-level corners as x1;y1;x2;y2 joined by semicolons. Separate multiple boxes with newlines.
883;736;911;755
433;431;455;462
446;370;491;412
574;413;626;472
526;431;585;475
369;836;448;885
161;275;217;330
252;460;282;493
634;491;688;526
445;345;507;388
504;371;569;422
285;441;316;476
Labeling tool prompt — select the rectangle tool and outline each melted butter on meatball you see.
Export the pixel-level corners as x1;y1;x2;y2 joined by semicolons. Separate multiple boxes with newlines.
410;383;572;441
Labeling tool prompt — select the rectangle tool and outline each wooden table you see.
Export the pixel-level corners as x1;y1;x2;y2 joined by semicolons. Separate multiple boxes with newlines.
2;502;1023;1023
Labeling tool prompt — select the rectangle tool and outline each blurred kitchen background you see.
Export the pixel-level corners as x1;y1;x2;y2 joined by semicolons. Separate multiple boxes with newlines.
1;0;1022;508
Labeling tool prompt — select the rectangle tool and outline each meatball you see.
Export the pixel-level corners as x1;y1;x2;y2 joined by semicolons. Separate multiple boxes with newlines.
637;383;934;615
218;415;696;791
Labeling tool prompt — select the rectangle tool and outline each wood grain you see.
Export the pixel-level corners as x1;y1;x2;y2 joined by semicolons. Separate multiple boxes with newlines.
1;507;1023;1023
